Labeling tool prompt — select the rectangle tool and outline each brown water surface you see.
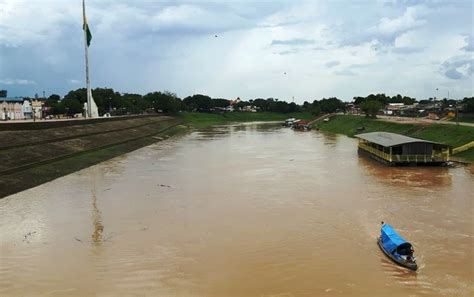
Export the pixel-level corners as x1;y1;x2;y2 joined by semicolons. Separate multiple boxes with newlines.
1;123;473;296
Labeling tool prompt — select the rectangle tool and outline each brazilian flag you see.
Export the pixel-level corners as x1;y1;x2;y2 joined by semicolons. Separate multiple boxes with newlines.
83;16;92;47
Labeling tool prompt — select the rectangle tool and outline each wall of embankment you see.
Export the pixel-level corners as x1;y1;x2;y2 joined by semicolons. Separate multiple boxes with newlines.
0;115;185;198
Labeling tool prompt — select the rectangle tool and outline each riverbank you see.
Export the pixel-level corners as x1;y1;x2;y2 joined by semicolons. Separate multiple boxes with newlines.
0;112;312;198
0;116;186;198
314;115;474;162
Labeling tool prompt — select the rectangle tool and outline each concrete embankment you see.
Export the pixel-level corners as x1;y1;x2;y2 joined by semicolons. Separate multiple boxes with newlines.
0;115;184;198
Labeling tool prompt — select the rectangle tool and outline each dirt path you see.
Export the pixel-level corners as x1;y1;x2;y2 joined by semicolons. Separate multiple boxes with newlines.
376;115;474;127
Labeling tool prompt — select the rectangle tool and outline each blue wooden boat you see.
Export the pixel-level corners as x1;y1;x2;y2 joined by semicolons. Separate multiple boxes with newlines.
377;223;417;271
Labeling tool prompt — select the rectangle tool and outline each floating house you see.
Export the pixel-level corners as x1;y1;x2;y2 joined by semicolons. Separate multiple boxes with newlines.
355;132;450;166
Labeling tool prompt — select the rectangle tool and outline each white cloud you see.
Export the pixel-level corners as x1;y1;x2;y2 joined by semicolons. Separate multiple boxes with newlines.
67;79;81;84
0;78;37;85
377;5;426;36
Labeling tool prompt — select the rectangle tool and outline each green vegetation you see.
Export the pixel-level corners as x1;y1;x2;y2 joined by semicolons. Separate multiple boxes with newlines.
360;100;384;118
450;113;474;123
179;112;313;128
315;115;474;161
454;148;474;161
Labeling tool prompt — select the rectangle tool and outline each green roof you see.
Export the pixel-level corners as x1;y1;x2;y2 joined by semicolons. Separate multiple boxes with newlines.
355;132;443;147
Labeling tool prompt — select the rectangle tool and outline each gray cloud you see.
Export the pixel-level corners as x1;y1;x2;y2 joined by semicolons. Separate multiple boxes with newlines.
277;49;299;55
441;55;473;80
325;61;340;68
461;35;474;52
335;69;357;76
392;46;425;54
444;69;463;80
271;38;315;46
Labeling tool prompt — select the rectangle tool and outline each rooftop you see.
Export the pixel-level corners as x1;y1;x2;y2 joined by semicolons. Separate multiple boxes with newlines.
0;97;25;102
355;132;441;147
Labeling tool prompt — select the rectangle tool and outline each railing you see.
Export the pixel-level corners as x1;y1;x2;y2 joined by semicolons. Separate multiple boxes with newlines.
358;143;449;163
453;141;474;154
358;143;391;161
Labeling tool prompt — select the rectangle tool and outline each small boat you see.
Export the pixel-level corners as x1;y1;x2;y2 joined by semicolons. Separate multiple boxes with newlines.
377;222;417;271
283;118;297;127
292;120;311;131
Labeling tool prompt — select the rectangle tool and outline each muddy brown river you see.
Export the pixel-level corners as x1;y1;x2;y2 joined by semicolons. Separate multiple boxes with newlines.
1;123;473;296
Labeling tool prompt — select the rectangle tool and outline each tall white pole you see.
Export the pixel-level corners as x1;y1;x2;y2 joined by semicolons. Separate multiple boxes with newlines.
83;0;91;118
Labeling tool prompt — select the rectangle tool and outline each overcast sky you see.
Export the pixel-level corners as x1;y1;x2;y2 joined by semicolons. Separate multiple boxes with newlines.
0;0;472;102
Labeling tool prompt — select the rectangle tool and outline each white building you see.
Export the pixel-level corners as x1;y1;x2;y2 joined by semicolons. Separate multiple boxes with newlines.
0;97;45;120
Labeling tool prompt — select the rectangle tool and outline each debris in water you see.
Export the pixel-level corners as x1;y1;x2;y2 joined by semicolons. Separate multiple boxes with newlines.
22;231;37;243
159;184;171;188
75;237;83;243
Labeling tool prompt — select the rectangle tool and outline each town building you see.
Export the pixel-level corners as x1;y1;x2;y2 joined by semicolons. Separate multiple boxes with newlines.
0;97;45;120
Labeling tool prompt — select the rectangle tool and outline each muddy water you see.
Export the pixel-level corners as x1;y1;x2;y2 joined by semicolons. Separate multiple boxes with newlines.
1;123;473;297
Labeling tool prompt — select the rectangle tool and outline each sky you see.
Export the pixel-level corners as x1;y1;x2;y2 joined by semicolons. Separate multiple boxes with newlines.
0;0;472;102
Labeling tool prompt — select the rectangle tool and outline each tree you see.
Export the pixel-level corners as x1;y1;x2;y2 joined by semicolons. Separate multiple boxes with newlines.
62;97;84;116
212;98;230;108
63;88;87;104
361;100;383;118
144;91;181;113
48;94;60;102
183;94;213;111
463;97;474;113
0;90;7;97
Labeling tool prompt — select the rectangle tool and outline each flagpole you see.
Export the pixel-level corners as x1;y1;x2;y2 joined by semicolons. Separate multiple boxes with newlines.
83;0;91;118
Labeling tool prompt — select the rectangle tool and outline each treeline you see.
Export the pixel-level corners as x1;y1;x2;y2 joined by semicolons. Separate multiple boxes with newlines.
40;87;474;117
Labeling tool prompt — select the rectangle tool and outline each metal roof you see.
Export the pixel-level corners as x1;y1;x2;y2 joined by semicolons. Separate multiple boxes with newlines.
355;132;440;147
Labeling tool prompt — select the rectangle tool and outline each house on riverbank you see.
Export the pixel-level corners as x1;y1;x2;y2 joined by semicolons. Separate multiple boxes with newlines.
355;132;450;166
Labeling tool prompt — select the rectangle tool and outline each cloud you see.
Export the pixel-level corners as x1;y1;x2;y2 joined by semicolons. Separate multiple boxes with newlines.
0;78;37;85
392;46;424;53
341;5;427;46
461;35;474;52
277;49;299;55
271;38;315;46
67;79;81;84
325;61;340;68
334;69;357;76
377;5;426;38
444;68;463;80
0;0;472;100
440;55;473;80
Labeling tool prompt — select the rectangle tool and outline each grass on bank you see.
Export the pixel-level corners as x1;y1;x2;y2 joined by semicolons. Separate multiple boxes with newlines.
453;147;474;161
178;112;313;128
314;115;474;148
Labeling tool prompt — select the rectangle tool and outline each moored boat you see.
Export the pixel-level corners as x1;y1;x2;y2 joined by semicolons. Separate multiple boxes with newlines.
292;120;311;131
283;118;297;127
377;222;417;271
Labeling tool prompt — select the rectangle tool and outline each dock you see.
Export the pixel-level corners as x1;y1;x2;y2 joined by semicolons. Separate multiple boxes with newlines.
355;132;450;166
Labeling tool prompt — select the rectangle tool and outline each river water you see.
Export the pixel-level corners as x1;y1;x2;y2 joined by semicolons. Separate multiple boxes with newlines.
1;123;473;297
